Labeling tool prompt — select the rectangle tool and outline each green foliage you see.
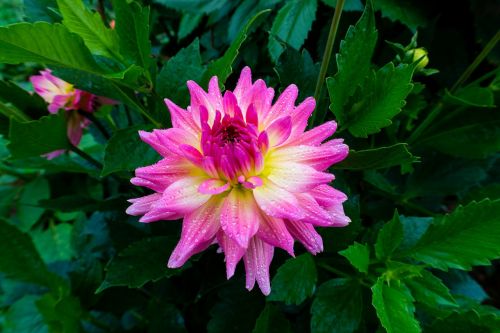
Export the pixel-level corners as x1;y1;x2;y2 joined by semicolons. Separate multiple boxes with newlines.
375;211;404;260
339;242;370;273
268;253;317;305
252;304;291;333
335;143;418;170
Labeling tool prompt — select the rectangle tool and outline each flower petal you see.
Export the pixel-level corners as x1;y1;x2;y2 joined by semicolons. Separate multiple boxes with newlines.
262;84;298;126
253;178;304;220
287;120;337;146
154;177;211;214
198;179;230;195
217;231;246;279
244;237;274;295
220;189;260;249
168;197;223;268
266;116;292;147
286;220;323;255
139;128;199;157
165;98;199;134
266;161;334;192
126;193;162;216
131;157;191;192
257;215;294;256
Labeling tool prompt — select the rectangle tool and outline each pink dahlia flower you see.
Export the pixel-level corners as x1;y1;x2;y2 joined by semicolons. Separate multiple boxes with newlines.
30;69;115;159
127;67;350;295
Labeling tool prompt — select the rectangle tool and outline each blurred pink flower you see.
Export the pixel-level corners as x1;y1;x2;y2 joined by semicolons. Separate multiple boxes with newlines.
30;69;115;159
127;67;350;295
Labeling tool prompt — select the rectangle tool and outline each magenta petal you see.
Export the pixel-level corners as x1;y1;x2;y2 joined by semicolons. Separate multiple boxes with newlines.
126;193;162;216
286;220;324;255
233;66;252;101
257;215;294;256
253;178;304;221
267;162;334;192
165;98;199;134
131;157;190;192
263;84;298;126
244;237;274;295
289;120;337;146
294;193;335;226
220;189;260;249
198;179;230;195
156;177;211;214
217;231;246;279
168;198;223;268
289;97;316;139
266;116;292;147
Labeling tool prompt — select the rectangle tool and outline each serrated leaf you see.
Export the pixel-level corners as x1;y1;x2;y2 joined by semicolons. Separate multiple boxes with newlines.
275;48;319;101
0;22;103;73
311;278;363;333
17;177;50;231
203;9;270;86
371;278;421;333
8;114;70;159
327;0;377;123
339;242;370;273
0;220;59;289
268;253;317;305
405;270;457;308
398;216;433;252
252;304;291;333
375;211;404;260
57;0;120;60
112;0;152;70
157;39;205;107
373;0;427;31
347;63;414;137
443;87;495;108
334;143;418;170
32;223;75;263
101;125;159;176
421;109;500;159
268;0;317;62
97;237;184;292
408;199;500;270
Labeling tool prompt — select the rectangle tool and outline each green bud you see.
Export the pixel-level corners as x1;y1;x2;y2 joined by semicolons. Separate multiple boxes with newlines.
406;48;429;69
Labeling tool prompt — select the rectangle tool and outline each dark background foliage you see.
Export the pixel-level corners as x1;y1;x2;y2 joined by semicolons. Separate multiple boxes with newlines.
0;0;499;332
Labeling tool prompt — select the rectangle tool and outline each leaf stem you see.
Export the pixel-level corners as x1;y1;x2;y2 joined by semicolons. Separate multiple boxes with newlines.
69;145;102;169
451;30;500;93
312;0;345;122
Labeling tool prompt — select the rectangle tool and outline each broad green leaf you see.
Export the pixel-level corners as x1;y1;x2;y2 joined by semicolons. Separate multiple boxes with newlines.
0;22;103;73
228;0;282;41
339;242;369;273
375;211;404;260
408;199;500;270
17;177;50;231
178;13;203;40
0;80;45;119
405;270;457;308
347;63;414;137
422;109;500;159
112;0;152;70
268;253;317;305
40;195;125;213
373;0;427;31
9;155;99;176
154;0;225;13
35;293;83;333
334;143;418;170
371;278;421;333
398;216;432;252
203;9;270;86
101;125;159;176
8;114;70;159
268;0;317;62
23;0;59;23
426;310;499;333
252;304;291;333
311;278;363;333
57;0;121;60
363;170;398;195
32;223;75;263
321;0;363;11
97;237;184;292
275;48;319;101
208;283;264;333
327;0;377;123
157;39;205;107
3;295;49;333
0;220;59;289
443;87;495;108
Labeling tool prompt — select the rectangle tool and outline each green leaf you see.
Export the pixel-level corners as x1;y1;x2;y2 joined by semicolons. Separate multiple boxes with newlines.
339;242;370;273
443;87;495;108
311;278;363;333
373;0;427;31
16;177;50;231
3;295;49;333
346;63;415;137
407;199;500;270
8;114;70;159
321;0;363;11
252;304;291;333
327;0;377;124
0;80;46;119
268;253;317;305
426;310;499;333
97;237;184;292
422;109;500;159
112;0;152;70
32;223;75;263
398;216;432;252
0;22;103;73
178;13;203;40
335;143;418;170
275;48;319;101
203;9;270;86
375;211;404;260
405;270;457;308
363;170;398;195
23;0;59;23
56;0;120;60
371;278;421;333
0;220;58;288
101;125;159;176
268;0;317;62
157;39;205;107
154;0;225;14
36;293;83;333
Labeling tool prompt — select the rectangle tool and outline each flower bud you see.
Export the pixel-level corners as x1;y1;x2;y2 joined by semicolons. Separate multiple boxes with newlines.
406;48;429;69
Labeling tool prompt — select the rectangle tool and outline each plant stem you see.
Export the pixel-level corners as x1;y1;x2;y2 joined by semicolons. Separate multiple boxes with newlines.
407;102;443;145
311;0;345;124
69;145;102;169
451;30;500;93
317;262;351;278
